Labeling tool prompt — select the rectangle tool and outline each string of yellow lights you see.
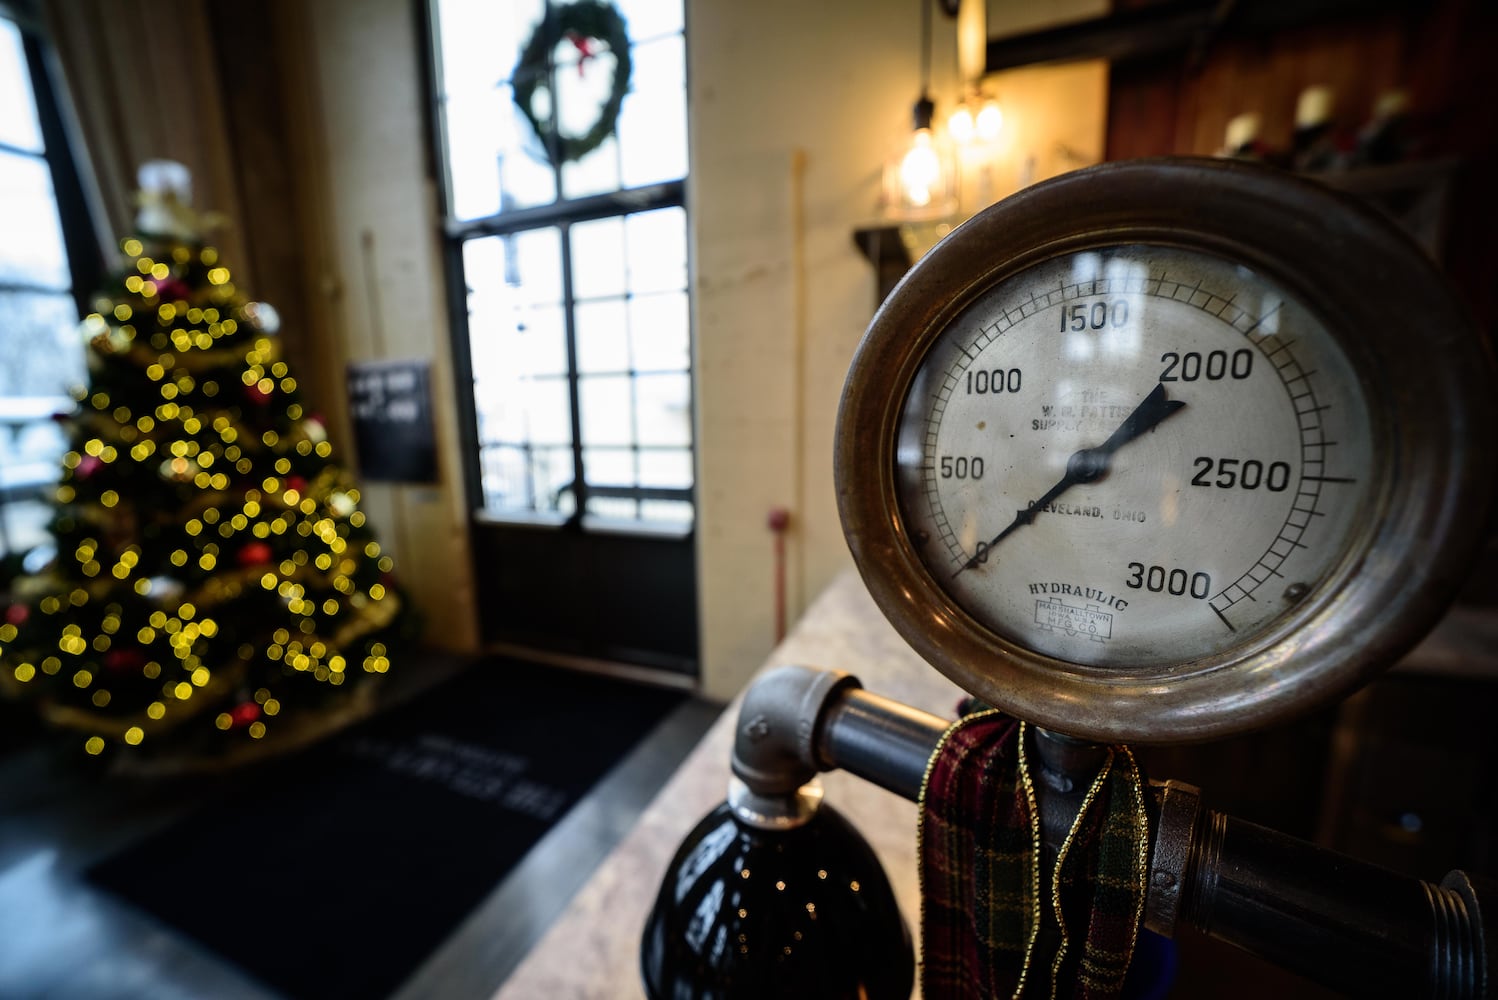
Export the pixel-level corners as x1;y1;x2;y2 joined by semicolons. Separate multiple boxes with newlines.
0;234;406;762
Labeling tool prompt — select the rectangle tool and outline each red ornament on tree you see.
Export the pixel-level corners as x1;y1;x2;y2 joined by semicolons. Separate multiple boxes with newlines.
245;382;272;405
286;475;307;494
237;541;273;567
75;454;102;480
5;603;28;626
154;277;193;302
229;701;261;727
104;648;147;674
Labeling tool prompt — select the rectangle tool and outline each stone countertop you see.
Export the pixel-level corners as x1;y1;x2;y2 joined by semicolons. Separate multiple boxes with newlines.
491;570;964;1000
490;570;1498;1000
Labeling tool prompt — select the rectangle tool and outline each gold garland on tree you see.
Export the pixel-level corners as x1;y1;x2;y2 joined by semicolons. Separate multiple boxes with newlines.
0;228;406;764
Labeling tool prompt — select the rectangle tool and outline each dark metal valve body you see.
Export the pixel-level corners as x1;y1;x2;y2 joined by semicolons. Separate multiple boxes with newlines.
755;671;1495;998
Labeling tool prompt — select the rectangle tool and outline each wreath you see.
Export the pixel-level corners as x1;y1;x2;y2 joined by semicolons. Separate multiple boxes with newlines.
512;1;632;166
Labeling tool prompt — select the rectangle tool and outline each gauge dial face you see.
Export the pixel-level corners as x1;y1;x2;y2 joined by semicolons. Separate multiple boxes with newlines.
894;244;1374;669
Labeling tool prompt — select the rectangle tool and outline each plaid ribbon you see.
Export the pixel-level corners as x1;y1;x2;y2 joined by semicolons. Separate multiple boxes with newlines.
918;712;1149;1000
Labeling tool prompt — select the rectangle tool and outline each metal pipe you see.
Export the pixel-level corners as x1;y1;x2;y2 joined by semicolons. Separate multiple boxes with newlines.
815;687;950;801
1181;806;1483;997
781;671;1493;998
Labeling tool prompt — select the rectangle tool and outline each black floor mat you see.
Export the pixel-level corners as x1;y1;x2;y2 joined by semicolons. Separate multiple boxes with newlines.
87;658;687;999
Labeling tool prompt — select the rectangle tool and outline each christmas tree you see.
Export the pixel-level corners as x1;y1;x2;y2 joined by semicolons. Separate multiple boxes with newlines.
0;162;403;761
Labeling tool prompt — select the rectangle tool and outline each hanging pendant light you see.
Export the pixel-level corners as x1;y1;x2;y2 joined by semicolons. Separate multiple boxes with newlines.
948;90;1002;147
947;0;1001;149
883;0;957;220
974;95;1002;141
894;95;951;212
947;97;975;145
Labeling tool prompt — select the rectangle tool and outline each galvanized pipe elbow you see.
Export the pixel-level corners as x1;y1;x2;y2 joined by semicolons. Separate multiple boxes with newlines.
729;665;861;797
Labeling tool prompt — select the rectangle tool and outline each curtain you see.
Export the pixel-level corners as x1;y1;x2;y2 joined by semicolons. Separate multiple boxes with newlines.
42;0;249;271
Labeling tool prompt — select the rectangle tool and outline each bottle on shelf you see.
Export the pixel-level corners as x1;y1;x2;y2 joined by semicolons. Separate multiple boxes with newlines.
1291;85;1348;172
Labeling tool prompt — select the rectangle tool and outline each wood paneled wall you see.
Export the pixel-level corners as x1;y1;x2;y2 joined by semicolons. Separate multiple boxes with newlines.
1106;0;1498;325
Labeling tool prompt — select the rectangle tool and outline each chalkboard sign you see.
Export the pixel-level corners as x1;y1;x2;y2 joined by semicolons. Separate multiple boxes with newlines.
346;359;438;483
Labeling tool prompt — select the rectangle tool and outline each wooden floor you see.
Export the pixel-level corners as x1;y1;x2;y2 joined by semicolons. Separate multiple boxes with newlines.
0;657;722;1000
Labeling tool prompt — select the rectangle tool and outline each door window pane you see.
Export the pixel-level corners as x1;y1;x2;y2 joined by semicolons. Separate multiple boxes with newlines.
444;88;557;218
479;442;577;515
436;0;539;94
469;303;568;381
584;447;634;486
479;374;563;446
524;375;574;446
539;446;578;515
479;443;530;508
616;0;684;42
579;374;632;447
510;227;565;305
625;207;687;294
511;305;569;378
464;228;563;310
476;372;571;448
629;292;689;373
438;0;554;217
497;104;563;211
570;216;627;300
442;91;504;220
560;137;621;201
587;496;637;520
466;234;568;376
463;237;515;372
575;297;629;374
639;448;692;489
635;373;691;447
556;37;624;200
639;498;692;524
617;35;686;189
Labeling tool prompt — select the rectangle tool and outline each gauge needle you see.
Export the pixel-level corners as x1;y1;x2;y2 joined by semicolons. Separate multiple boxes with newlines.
956;383;1186;575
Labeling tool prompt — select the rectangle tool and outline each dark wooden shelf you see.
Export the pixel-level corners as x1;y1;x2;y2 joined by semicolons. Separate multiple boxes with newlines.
851;226;913;308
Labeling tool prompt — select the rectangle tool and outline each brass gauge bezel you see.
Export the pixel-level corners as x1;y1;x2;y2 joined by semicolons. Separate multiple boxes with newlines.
834;158;1495;743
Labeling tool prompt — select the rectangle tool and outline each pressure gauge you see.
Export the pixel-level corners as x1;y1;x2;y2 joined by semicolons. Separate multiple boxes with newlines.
836;159;1494;743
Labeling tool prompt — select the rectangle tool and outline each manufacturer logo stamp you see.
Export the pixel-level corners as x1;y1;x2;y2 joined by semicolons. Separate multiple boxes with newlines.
1034;599;1114;641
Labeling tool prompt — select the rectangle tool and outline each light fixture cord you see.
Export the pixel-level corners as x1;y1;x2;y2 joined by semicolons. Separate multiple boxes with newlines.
920;0;932;95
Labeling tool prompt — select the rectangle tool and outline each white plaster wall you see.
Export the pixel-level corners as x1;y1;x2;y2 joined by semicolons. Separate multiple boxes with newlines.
690;0;1107;699
275;0;480;653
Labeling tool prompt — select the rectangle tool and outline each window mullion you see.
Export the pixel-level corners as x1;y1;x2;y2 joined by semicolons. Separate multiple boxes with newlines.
559;223;587;524
541;0;591;526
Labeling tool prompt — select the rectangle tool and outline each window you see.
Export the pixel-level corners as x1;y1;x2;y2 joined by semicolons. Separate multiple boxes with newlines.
432;0;691;528
0;9;89;558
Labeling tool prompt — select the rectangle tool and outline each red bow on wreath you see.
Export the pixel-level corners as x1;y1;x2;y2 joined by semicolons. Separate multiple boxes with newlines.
565;30;596;77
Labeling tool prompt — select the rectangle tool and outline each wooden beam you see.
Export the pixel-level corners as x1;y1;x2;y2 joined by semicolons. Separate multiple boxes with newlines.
985;0;1412;73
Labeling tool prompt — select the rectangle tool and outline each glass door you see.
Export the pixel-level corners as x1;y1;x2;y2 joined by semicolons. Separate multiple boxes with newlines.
429;0;697;674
